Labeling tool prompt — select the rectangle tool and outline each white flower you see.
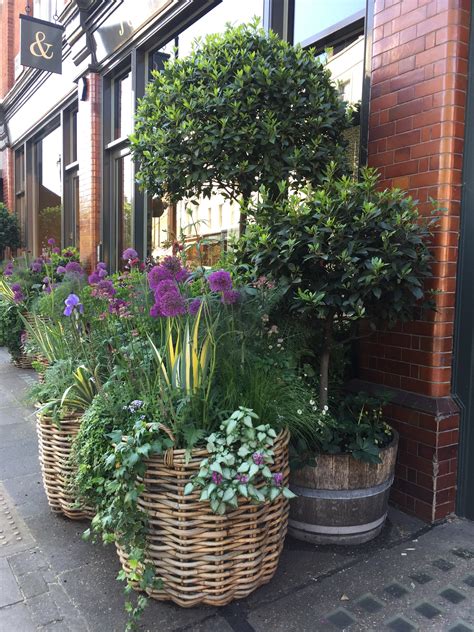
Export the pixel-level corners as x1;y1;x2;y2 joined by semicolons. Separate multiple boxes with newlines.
268;345;273;349
277;338;283;343
309;399;315;406
323;405;329;411
297;409;302;415
312;406;317;411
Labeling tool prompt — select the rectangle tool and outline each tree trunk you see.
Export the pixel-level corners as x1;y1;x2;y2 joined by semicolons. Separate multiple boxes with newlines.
319;318;333;408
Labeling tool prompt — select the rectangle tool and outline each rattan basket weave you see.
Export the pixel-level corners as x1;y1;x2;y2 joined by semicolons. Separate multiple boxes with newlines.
36;410;94;520
117;427;290;607
12;350;34;369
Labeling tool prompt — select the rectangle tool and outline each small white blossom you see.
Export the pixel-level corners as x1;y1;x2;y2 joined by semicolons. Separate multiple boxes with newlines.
309;399;315;406
297;409;302;415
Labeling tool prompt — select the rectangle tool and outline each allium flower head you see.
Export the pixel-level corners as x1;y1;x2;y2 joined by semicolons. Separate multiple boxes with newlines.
154;279;178;299
207;270;232;293
65;261;84;275
97;262;107;270
56;266;66;275
188;298;202;316
3;263;13;276
149;302;164;318
159;290;187;317
52;247;60;254
11;283;21;293
148;265;171;289
122;247;138;261
30;260;43;273
47;237;56;246
88;271;100;285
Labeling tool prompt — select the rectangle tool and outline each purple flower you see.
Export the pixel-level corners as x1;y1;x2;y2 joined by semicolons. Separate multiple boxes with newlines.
11;283;21;293
148;265;172;289
188;298;202;316
98;267;108;278
97;262;107;270
154;279;178;299
128;400;144;412
30;260;43;273
208;270;232;293
122;247;138;261
159;290;187;317
56;266;66;275
273;472;283;487
3;262;13;276
221;290;240;305
47;237;56;246
63;250;74;258
52;247;60;254
63;293;83;317
235;473;248;484
13;290;24;303
109;298;130;316
65;261;83;275
211;471;223;485
92;279;116;299
88;272;101;285
252;452;265;466
149;302;164;318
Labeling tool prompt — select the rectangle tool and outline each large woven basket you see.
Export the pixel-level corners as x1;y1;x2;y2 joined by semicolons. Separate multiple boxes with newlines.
117;427;290;607
12;349;34;369
36;410;94;520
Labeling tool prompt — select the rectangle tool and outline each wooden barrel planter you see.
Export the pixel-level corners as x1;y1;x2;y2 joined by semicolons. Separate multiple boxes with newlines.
288;432;398;545
117;427;290;607
36;409;94;520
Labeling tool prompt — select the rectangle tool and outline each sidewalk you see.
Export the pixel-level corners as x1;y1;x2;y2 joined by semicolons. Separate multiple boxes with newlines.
0;347;473;632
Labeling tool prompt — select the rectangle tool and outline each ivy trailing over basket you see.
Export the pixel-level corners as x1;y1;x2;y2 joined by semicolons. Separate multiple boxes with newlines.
185;407;294;512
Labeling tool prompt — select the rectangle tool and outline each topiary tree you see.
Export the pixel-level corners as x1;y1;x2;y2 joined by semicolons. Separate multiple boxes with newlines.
238;164;436;407
130;20;348;231
0;203;20;258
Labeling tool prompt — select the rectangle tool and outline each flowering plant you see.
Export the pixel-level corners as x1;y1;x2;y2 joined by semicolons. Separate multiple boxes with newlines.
185;407;294;514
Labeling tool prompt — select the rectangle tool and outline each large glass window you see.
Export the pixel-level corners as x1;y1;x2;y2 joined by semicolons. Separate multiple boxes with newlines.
14;148;26;248
115;152;134;257
64;105;79;248
113;71;133;141
293;0;366;46
35;125;62;252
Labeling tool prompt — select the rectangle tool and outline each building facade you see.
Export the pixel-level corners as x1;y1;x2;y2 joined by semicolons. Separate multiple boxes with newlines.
0;0;473;523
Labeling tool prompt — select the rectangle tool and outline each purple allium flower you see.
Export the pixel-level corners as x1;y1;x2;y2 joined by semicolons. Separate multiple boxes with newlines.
30;260;43;273
98;267;108;278
63;293;83;317
92;279;116;299
42;276;50;284
207;270;232;293
97;262;107;270
3;262;13;276
188;298;202;316
63;250;74;258
162;256;190;282
273;472;284;487
13;291;24;304
11;283;21;293
235;473;248;484
148;265;172;289
159;290;187;317
221;289;240;305
149;302;164;318
52;247;60;254
47;237;56;246
211;471;223;485
154;279;178;299
122;247;138;261
65;261;83;275
88;272;101;285
56;266;66;275
252;452;265;466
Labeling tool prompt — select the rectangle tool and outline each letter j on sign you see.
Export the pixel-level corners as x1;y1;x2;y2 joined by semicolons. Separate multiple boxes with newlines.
20;15;64;74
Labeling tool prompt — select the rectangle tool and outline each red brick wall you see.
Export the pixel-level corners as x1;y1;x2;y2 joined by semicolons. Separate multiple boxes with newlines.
77;73;102;271
362;0;470;521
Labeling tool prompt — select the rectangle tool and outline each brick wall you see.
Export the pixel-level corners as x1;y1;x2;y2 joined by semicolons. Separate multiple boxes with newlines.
77;73;102;271
361;0;470;521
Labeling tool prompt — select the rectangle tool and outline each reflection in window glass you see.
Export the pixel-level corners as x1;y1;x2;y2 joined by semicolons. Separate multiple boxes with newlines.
15;148;26;248
294;0;366;45
148;197;170;259
114;71;133;140
116;153;133;258
36;126;62;252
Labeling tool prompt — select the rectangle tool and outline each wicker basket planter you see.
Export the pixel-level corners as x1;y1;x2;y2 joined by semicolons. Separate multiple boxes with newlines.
12;349;34;369
36;409;94;520
117;427;290;607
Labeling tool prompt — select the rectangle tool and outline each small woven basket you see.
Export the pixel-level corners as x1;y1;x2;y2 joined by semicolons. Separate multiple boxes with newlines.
117;426;290;607
36;409;94;520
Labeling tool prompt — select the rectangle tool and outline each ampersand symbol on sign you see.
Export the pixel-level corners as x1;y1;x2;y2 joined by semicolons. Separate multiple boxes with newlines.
30;31;54;60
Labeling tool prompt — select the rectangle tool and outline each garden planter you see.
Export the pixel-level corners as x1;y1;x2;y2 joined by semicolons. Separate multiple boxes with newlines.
12;349;34;369
288;432;398;545
36;409;94;520
117;428;290;607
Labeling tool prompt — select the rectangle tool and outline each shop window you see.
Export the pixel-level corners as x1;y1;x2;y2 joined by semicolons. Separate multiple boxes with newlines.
14;148;26;248
33;0;57;22
293;0;365;48
34;124;62;252
113;70;133;141
63;105;79;247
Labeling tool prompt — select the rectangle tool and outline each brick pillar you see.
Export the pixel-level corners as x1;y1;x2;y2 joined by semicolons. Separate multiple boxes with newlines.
359;0;470;522
77;73;101;270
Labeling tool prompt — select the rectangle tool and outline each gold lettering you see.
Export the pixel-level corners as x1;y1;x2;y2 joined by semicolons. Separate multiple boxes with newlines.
118;19;133;37
30;31;54;59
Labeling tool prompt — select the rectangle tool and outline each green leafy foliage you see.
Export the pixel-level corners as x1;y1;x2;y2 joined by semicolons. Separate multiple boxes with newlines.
131;20;348;207
185;408;294;513
0;203;20;254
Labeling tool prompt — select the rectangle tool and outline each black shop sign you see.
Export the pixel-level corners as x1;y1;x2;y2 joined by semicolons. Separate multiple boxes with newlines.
20;14;64;75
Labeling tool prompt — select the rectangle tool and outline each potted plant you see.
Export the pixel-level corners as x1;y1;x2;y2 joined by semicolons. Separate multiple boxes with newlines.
0;202;20;260
237;164;437;543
